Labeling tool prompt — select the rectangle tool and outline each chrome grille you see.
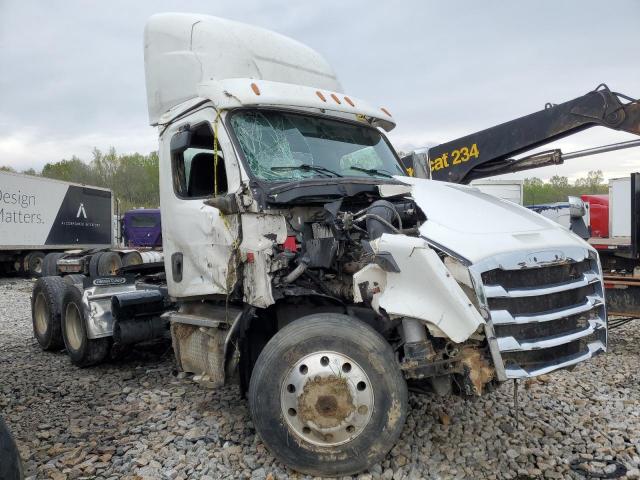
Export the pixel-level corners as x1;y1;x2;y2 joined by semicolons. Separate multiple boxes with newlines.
470;247;607;380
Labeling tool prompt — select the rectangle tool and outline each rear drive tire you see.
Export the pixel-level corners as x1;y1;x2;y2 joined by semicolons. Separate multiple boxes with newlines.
42;252;64;277
122;251;143;267
61;286;110;367
88;252;103;277
14;256;25;276
26;251;45;277
97;251;122;276
31;276;67;351
98;252;122;277
248;313;408;477
63;274;86;290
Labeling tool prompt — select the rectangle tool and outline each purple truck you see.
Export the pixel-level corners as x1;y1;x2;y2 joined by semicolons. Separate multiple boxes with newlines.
122;209;162;248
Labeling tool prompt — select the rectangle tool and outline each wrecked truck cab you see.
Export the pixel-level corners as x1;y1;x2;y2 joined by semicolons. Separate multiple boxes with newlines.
141;13;607;476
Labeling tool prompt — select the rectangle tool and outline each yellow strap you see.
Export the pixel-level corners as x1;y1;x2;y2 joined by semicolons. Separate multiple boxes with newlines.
213;110;222;197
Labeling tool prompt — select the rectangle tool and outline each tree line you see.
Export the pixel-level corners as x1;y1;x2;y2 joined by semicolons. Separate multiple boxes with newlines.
523;170;608;205
1;150;609;208
1;148;159;212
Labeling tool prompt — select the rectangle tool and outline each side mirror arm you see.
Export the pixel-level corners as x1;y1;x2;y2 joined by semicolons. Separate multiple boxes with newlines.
203;193;240;214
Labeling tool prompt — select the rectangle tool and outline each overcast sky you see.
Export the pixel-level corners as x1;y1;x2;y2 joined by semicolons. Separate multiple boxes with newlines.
1;0;639;181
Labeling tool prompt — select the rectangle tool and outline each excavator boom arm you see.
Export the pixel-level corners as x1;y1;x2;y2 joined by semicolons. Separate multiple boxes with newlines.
419;85;640;184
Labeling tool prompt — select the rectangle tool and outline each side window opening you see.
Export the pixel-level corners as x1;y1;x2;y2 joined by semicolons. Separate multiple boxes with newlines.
171;123;228;198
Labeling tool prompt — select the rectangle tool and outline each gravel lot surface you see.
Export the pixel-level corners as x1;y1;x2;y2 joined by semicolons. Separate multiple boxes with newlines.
1;277;639;480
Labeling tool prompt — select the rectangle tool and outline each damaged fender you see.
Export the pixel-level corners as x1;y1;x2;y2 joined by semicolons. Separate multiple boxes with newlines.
239;213;287;308
353;234;484;343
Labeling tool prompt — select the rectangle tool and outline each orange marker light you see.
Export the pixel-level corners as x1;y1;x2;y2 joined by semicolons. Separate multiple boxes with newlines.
251;83;261;95
316;91;327;102
380;107;392;117
344;96;355;107
330;93;341;104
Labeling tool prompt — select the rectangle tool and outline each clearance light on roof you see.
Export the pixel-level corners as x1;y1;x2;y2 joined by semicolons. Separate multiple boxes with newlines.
380;107;392;117
330;93;341;104
316;91;327;102
251;83;261;95
344;96;355;107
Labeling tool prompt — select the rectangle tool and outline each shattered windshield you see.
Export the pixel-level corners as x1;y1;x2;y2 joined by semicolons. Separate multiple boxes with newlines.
229;110;405;182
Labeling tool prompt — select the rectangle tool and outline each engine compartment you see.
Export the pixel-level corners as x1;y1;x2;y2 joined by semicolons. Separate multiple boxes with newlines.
270;193;425;303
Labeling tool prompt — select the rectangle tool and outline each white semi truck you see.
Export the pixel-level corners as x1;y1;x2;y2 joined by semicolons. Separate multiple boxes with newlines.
31;14;608;476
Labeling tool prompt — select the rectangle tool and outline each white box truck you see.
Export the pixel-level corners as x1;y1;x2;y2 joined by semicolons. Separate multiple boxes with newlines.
0;171;113;276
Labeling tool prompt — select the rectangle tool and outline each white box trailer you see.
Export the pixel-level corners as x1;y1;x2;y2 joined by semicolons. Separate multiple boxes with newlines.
0;171;113;276
470;179;524;204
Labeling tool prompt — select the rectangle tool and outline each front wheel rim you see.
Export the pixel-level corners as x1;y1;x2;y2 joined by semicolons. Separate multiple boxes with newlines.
64;303;84;351
280;351;374;447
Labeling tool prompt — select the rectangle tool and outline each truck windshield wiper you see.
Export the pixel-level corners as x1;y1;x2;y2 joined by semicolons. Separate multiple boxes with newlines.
271;164;343;177
348;166;395;178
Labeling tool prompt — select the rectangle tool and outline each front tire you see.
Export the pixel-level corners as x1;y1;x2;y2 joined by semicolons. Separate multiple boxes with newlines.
0;416;23;480
61;286;110;367
248;313;408;477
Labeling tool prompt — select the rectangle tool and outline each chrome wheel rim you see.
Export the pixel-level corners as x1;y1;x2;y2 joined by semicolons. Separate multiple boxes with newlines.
280;351;374;447
64;303;83;351
34;293;48;336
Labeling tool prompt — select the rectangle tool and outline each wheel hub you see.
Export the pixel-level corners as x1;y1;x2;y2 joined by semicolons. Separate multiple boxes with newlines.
298;375;354;429
281;351;374;447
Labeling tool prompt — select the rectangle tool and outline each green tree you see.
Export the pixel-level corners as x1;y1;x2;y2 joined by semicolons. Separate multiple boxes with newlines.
549;175;569;189
39;149;160;211
42;156;93;183
524;177;544;188
524;170;607;205
574;170;605;193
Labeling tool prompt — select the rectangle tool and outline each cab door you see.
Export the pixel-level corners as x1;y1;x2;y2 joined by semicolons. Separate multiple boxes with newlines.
159;107;241;298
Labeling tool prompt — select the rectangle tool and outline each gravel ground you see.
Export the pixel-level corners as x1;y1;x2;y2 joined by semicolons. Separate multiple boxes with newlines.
1;277;639;480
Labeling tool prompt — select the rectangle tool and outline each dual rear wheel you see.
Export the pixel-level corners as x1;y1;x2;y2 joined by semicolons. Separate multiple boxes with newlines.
32;276;109;366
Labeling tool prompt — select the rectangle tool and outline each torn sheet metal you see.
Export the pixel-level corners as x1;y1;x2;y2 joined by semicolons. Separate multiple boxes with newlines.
82;281;139;339
353;234;484;343
240;213;287;308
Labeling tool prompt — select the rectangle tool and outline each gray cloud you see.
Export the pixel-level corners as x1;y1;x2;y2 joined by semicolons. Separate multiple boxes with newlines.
1;0;639;180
